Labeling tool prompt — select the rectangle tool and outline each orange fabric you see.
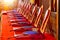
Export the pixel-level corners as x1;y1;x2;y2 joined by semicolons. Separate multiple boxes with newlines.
1;14;15;40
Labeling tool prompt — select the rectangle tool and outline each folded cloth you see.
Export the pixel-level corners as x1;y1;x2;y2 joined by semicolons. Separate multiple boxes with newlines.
23;31;38;35
17;22;31;26
11;22;31;27
14;14;22;16
8;16;24;19
10;19;26;21
22;26;33;28
10;20;16;22
13;13;22;15
15;16;23;17
18;22;29;24
16;19;26;21
14;33;30;38
13;27;23;30
15;17;25;19
10;19;27;23
13;26;32;30
13;13;23;16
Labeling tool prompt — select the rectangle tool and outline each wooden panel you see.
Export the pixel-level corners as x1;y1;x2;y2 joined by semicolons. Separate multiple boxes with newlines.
45;12;57;38
42;0;50;13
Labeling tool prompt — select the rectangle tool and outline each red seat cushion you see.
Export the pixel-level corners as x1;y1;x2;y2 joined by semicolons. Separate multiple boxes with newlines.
44;33;56;40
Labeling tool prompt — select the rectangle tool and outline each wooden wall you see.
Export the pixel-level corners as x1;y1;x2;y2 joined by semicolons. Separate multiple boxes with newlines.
38;0;57;39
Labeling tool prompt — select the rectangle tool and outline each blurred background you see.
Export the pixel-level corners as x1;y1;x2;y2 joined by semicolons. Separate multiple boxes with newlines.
0;0;58;40
0;0;18;12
